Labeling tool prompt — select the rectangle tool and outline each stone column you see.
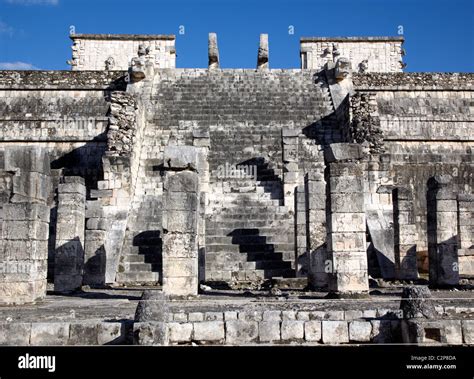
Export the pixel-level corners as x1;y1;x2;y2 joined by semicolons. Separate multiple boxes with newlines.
295;184;307;277
282;128;299;212
427;175;459;287
457;194;474;277
162;171;199;297
54;176;86;293
325;143;368;296
208;33;219;70
162;146;201;297
193;129;210;282
393;187;418;280
257;34;269;70
0;147;51;305
307;169;328;288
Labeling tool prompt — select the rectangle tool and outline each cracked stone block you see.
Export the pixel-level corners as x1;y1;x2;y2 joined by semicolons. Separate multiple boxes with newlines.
322;321;349;344
193;321;224;343
30;323;70;346
0;323;31;345
281;321;304;341
168;322;193;343
304;321;322;342
259;321;281;342
225;321;258;345
349;321;372;342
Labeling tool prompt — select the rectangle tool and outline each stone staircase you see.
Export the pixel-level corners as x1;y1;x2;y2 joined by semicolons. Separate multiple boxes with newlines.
205;162;295;284
114;68;333;286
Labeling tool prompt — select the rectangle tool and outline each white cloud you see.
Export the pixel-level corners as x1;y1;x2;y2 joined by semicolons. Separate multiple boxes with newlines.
5;0;59;5
0;20;14;36
0;61;39;70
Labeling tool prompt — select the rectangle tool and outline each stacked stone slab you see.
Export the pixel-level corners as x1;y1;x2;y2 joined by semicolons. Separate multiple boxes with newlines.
325;143;369;296
393;187;418;280
0;147;51;304
162;146;201;297
54;177;86;293
427;175;459;287
457;194;474;276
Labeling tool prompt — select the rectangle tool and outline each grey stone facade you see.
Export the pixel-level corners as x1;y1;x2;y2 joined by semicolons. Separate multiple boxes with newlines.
0;32;472;309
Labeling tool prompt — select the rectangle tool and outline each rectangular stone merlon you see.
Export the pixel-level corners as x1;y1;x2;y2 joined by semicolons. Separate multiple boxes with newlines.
327;160;369;296
208;33;219;70
54;176;86;293
393;187;418;280
427;176;459;287
162;170;200;297
257;34;269;70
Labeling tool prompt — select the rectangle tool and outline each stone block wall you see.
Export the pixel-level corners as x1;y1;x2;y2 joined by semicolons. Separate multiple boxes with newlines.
69;34;176;71
134;305;474;346
300;37;404;72
354;73;474;278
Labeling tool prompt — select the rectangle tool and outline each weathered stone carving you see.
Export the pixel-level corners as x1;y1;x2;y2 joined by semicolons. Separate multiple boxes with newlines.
358;59;368;73
106;92;138;155
208;33;219;70
105;56;115;70
349;92;383;154
334;57;352;81
129;44;149;82
400;286;436;319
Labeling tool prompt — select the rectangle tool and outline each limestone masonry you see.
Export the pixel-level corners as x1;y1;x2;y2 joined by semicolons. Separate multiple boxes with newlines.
0;33;472;346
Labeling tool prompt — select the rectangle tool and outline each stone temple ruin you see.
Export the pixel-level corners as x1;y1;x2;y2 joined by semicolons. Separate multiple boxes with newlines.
0;32;472;346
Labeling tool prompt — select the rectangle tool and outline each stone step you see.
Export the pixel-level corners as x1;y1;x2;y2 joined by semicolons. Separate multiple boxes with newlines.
205;243;294;254
205;227;292;236
115;271;160;284
121;254;162;264
206;250;294;262
210;214;291;222
209;268;295;281
207;206;290;215
205;235;294;244
206;220;291;229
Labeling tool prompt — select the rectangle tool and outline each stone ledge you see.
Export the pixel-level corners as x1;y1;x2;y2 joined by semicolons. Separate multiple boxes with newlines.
353;73;474;90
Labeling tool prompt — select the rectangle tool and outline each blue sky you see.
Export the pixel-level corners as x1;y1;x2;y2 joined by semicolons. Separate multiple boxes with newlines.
0;0;473;72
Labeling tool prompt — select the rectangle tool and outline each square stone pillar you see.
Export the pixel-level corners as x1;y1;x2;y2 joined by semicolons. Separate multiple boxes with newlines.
162;146;201;297
307;169;328;288
427;175;459;287
295;184;307;277
393;187;418;280
282;128;299;212
0;147;51;305
325;143;368;296
54;176;86;293
457;194;474;277
162;171;199;297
